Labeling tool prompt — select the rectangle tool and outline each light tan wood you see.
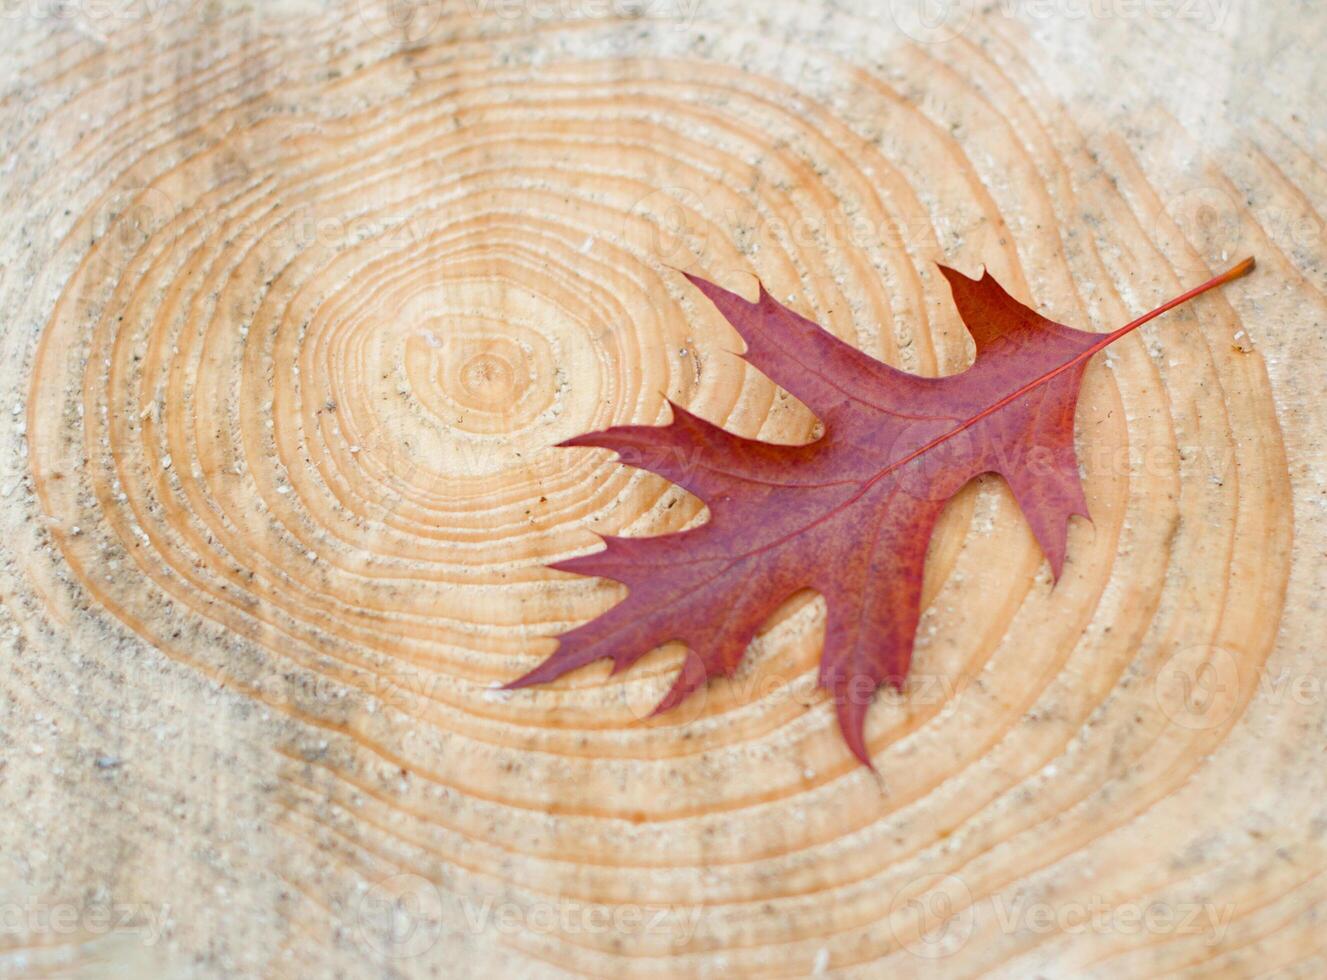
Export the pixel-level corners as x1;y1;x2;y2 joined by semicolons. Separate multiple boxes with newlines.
1;1;1323;977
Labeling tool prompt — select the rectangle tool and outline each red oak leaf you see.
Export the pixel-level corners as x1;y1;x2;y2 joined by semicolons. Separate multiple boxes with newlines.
507;258;1254;765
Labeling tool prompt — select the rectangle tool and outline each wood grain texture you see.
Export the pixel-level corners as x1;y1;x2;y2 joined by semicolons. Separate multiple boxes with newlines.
0;1;1322;977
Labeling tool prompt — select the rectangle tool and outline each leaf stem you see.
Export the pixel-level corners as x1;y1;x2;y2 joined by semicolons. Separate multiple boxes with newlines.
1095;255;1256;352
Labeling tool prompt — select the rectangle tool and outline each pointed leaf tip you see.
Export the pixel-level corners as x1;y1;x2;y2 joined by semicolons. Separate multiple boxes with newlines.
834;695;876;769
936;262;976;285
649;650;707;717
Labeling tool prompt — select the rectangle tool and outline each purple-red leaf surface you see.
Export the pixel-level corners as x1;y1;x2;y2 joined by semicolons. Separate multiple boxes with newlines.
507;258;1254;765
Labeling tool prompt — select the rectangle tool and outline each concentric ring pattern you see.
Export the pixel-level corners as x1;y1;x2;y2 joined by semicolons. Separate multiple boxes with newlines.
3;1;1314;976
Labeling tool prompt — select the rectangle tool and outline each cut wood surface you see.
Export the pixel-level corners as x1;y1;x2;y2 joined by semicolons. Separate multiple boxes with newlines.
0;1;1323;977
